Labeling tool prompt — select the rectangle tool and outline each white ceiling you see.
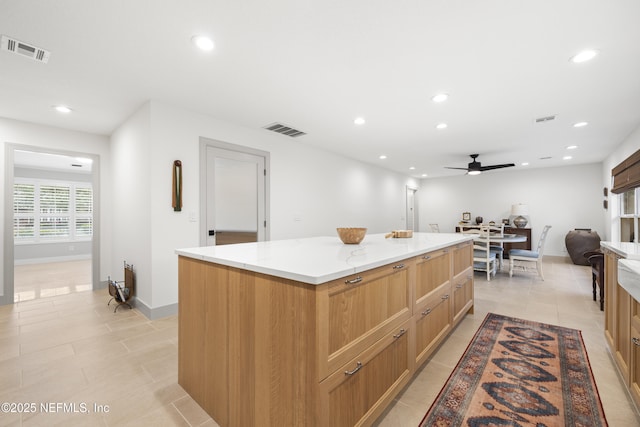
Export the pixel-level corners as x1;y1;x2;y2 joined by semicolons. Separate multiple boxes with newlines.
1;0;639;178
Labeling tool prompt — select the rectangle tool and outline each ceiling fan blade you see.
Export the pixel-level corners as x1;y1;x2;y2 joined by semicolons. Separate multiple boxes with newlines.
479;163;515;171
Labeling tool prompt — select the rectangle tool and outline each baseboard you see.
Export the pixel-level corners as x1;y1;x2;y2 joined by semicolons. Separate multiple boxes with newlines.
14;254;91;265
135;298;178;320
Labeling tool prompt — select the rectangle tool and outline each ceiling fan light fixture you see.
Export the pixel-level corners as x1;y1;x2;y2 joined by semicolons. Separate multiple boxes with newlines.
468;170;481;176
53;105;72;113
573;121;588;128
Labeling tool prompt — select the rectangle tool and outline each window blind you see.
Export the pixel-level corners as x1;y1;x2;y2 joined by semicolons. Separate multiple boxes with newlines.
612;148;640;194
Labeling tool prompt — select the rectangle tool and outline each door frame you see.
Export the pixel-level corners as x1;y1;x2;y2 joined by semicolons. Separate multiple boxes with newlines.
199;137;270;247
406;185;418;231
2;143;101;306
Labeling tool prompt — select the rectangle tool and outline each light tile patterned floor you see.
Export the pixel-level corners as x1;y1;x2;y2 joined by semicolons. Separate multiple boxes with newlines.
0;258;638;426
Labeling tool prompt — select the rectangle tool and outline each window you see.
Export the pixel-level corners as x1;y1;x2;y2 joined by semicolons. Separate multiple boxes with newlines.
620;188;639;242
13;179;93;242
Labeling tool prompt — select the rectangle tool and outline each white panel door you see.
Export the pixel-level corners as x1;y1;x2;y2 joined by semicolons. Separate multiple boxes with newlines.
205;146;266;246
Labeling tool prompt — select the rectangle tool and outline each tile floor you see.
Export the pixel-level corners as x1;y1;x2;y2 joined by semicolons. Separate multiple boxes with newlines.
0;258;638;426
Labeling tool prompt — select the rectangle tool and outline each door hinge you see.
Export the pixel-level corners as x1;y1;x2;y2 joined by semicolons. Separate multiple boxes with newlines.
264;220;267;227
264;169;266;176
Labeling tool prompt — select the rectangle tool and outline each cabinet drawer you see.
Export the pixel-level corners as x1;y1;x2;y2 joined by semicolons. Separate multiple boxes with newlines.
322;260;412;378
452;268;474;324
453;240;473;276
319;320;412;427
414;285;452;366
415;249;450;306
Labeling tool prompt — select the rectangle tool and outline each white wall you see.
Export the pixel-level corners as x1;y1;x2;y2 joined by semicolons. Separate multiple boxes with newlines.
418;163;604;257
110;104;152;306
603;123;640;241
111;101;417;314
0;118;111;299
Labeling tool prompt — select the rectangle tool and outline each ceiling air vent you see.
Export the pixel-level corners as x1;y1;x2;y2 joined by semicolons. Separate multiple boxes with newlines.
534;115;556;123
263;122;306;138
1;35;50;63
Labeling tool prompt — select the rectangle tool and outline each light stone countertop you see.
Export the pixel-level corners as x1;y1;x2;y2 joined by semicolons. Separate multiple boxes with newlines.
618;259;640;302
176;232;473;285
600;241;640;260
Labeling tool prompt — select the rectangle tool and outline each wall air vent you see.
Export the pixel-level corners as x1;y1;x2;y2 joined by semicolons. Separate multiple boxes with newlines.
534;115;556;123
1;35;50;63
263;122;306;138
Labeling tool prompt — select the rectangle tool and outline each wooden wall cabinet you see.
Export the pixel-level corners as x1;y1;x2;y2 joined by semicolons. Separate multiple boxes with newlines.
178;239;474;427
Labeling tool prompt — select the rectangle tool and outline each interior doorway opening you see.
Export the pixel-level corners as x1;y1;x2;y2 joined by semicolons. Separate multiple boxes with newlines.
3;145;100;305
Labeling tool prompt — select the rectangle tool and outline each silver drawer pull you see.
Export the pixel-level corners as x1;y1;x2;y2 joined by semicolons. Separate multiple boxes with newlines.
421;308;432;316
441;294;450;300
344;361;363;376
393;329;406;339
422;255;431;260
633;337;640;347
345;276;362;285
393;263;405;269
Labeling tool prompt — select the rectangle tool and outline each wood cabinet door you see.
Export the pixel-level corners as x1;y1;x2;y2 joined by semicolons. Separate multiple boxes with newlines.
604;250;618;348
414;285;452;367
452;240;473;277
615;283;632;384
321;260;413;379
319;320;412;427
630;300;640;409
452;268;474;324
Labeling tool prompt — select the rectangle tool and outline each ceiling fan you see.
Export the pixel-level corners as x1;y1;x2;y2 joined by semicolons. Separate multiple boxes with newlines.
445;154;515;175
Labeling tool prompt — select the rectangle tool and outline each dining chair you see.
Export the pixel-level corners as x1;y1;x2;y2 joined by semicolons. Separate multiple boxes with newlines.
509;225;552;280
488;223;505;270
471;226;497;281
584;250;604;310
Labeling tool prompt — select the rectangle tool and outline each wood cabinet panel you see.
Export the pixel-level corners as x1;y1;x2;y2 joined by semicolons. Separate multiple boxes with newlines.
415;249;450;305
630;300;640;409
414;286;451;366
320;320;412;427
453;241;473;277
452;268;474;324
604;250;618;348
616;283;632;384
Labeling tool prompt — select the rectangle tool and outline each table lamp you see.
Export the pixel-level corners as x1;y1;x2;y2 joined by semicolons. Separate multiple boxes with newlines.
511;204;529;228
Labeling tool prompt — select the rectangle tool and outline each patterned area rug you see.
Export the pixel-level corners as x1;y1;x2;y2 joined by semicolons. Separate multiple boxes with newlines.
419;313;608;427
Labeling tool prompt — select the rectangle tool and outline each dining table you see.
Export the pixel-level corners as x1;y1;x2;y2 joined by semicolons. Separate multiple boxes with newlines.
472;232;528;271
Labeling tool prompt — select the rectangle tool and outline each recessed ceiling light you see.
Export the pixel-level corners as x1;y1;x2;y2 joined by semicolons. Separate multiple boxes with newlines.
570;49;598;63
409;166;416;170
431;93;448;103
563;155;572;160
192;35;214;51
573;121;588;128
354;117;365;125
566;145;578;150
421;174;428;177
521;162;529;166
436;123;448;129
53;105;72;113
379;155;387;160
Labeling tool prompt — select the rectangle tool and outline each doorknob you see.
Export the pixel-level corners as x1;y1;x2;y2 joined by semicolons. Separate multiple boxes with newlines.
208;230;215;236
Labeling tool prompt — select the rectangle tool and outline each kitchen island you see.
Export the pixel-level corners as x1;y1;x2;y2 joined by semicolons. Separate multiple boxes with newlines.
176;232;474;427
601;241;640;413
